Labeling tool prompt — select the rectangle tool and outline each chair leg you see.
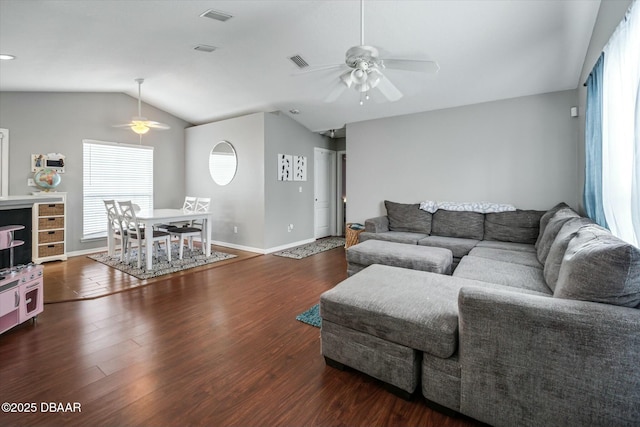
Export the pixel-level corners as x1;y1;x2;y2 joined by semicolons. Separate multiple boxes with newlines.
137;241;142;269
178;238;184;260
166;237;171;262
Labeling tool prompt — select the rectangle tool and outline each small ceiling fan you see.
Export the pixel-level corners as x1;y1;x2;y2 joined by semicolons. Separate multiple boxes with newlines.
114;78;170;135
302;0;439;104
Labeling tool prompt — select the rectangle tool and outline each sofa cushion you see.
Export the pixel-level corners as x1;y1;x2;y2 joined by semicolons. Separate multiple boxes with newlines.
418;236;479;259
554;226;640;308
431;210;484;240
536;207;581;265
454;256;552;295
475;240;536;253
484;210;545;244
347;240;452;274
543;217;595;292
468;247;542;269
384;201;432;234
359;231;427;245
535;202;571;248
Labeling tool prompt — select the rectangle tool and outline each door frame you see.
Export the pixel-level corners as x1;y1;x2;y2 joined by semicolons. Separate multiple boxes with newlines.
336;150;346;236
0;129;8;198
314;147;337;238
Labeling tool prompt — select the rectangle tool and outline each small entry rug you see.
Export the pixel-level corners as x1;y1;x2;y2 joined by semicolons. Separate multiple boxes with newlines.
273;237;345;259
88;244;237;280
296;303;321;328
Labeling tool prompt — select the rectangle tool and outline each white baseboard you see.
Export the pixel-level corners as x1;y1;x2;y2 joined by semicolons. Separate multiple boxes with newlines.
67;246;108;258
210;238;315;255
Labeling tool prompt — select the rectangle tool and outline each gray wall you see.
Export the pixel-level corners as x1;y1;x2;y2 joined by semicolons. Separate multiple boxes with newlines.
264;112;332;249
185;112;266;250
0;91;189;253
185;111;337;252
576;0;632;213
346;90;579;223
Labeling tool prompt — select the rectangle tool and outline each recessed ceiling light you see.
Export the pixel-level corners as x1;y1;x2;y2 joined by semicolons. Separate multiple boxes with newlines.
200;9;233;22
0;54;16;60
289;109;300;115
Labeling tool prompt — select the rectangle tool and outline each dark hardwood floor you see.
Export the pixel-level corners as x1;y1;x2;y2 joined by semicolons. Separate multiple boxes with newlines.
0;246;483;427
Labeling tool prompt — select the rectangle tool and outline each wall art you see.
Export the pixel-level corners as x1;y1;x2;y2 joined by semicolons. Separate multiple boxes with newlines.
277;154;292;181
294;155;307;181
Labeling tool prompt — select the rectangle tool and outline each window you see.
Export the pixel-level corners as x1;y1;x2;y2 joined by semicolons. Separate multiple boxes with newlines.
82;140;154;239
585;1;640;247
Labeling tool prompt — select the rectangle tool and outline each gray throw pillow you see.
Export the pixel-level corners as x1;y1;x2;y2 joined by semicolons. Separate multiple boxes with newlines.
384;201;432;234
536;207;580;264
543;217;595;291
484;210;545;244
431;210;484;240
536;202;571;249
554;225;640;308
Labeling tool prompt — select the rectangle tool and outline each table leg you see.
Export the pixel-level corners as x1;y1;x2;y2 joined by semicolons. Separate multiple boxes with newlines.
107;219;114;256
205;214;211;257
145;220;153;270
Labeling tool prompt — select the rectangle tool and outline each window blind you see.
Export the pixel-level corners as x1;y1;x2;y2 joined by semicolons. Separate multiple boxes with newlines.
82;139;154;239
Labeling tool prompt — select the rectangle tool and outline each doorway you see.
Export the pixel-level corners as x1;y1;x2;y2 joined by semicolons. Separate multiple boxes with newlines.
314;147;336;239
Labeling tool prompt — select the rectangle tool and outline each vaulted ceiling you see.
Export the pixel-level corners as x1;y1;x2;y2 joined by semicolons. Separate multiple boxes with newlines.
0;0;600;134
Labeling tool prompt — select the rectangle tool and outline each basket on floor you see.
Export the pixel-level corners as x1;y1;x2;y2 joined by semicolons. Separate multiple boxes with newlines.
345;223;364;249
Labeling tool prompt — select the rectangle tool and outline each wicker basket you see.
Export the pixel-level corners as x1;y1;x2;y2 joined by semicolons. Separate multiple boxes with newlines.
345;223;364;249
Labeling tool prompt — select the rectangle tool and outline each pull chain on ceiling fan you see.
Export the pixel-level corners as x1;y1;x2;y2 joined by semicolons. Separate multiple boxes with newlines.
114;78;170;137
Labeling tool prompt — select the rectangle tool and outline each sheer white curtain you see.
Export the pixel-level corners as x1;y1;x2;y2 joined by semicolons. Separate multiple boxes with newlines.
602;0;640;247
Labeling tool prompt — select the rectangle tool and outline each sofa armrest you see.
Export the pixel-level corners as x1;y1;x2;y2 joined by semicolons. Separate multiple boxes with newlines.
458;286;640;427
364;216;389;233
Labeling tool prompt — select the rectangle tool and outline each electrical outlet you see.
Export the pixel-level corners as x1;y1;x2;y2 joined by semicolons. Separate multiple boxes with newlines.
287;224;294;232
27;178;35;187
233;226;238;233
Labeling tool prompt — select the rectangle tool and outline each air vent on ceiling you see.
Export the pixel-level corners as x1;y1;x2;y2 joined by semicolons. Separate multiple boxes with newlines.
194;44;217;53
288;54;309;69
200;9;233;22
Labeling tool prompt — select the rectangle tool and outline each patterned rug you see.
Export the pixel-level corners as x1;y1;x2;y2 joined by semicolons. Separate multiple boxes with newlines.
296;303;321;328
88;244;237;280
273;237;345;259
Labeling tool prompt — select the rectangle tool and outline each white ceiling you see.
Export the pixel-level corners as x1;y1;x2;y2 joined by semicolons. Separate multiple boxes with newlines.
0;0;600;134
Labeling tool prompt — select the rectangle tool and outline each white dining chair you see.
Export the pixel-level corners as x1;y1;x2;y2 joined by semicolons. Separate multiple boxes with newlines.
104;199;128;261
118;200;172;268
169;197;211;259
156;196;198;231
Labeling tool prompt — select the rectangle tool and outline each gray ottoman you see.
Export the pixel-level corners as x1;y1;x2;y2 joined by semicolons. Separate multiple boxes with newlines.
320;264;463;399
347;239;453;276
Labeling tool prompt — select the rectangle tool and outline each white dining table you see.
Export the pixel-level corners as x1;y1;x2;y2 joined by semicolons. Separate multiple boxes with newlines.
107;208;213;271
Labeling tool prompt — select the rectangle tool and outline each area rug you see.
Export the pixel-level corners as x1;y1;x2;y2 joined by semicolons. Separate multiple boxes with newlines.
88;244;237;280
296;303;321;328
273;237;345;259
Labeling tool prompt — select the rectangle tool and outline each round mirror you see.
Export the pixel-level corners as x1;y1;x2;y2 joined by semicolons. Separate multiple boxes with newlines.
209;141;237;185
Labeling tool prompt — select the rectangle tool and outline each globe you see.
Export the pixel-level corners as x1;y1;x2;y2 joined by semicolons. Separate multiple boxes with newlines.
34;168;61;191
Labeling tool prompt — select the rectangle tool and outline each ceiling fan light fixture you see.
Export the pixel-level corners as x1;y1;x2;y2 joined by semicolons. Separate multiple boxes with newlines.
131;121;150;135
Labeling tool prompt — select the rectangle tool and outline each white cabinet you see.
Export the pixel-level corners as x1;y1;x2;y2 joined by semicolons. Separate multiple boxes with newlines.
32;195;67;263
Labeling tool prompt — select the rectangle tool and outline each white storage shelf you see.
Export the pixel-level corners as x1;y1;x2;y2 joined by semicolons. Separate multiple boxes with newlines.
32;197;67;264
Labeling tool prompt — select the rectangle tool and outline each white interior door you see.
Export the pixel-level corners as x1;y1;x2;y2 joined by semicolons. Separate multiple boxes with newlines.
314;148;336;239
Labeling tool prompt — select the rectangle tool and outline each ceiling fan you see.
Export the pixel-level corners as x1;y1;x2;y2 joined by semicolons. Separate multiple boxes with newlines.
302;0;439;104
114;78;170;135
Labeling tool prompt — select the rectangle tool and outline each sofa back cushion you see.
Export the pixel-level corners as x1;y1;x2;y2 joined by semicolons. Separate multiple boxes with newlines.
431;210;484;240
384;201;432;234
543;217;595;291
484;210;545;244
536;207;581;264
554;225;640;308
535;202;571;249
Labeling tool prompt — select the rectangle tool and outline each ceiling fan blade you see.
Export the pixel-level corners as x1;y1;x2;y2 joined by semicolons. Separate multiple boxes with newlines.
376;75;403;102
113;124;133;128
291;63;345;76
324;83;348;103
146;121;171;130
380;58;440;74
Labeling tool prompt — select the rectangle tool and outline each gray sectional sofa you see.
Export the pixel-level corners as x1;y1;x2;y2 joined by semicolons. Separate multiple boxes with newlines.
320;201;640;427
